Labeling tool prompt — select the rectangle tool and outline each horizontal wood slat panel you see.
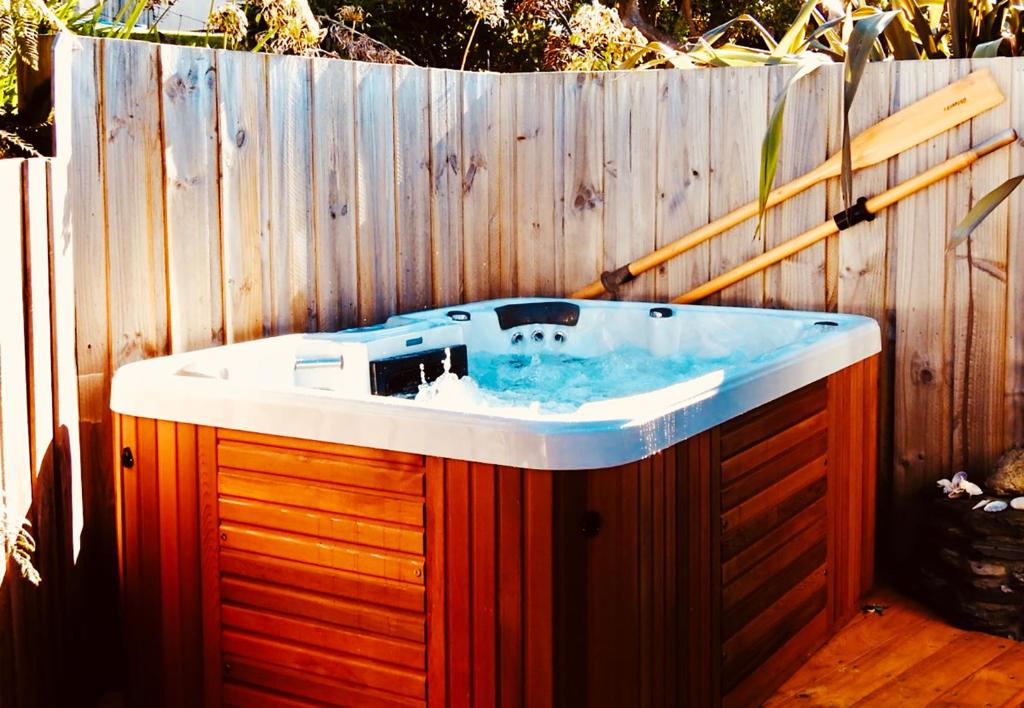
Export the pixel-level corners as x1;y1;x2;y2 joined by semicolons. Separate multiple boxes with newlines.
220;576;424;642
724;609;829;708
222;603;425;670
222;629;426;699
219;549;424;613
219;523;425;583
218;428;425;468
723;512;827;611
722;567;827;691
722;496;828;588
223;682;318;708
219;470;424;527
218;439;424;496
225;655;424;708
721;411;827;484
721;429;828;511
720;380;828;459
722;539;826;639
219;497;424;554
722;465;827;560
722;455;827;533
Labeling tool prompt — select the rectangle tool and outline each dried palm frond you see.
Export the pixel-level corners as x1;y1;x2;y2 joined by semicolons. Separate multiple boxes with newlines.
207;2;248;48
515;0;570;21
465;0;507;27
1;499;41;586
324;21;413;64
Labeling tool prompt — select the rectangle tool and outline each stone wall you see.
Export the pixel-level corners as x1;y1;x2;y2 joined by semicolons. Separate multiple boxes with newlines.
920;496;1024;639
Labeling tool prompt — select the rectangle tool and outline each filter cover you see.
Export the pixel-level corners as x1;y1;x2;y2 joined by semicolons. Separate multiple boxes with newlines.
369;345;469;397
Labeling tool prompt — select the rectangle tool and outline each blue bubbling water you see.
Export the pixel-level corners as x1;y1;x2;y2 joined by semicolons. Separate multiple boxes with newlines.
410;323;831;414
413;347;739;413
468;349;721;410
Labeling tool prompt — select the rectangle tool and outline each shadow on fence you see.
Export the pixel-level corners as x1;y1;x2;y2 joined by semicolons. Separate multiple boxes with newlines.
0;158;122;708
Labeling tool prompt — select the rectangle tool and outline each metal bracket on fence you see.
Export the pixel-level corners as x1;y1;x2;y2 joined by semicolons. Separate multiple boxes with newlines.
832;197;876;231
600;265;635;300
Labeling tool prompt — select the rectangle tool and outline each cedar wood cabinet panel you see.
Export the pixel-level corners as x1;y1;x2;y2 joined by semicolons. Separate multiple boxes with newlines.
114;356;877;706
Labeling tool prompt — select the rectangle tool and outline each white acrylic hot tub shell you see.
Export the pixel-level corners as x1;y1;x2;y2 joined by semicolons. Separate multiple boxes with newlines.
110;299;881;470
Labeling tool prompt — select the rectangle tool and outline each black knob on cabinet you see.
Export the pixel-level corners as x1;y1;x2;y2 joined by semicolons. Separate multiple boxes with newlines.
121;447;134;469
581;510;602;538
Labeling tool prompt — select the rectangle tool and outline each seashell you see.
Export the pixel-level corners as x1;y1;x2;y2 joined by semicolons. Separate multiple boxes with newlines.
962;481;984;497
984;500;1008;513
953;471;968;485
1011;497;1024;510
974;499;990;510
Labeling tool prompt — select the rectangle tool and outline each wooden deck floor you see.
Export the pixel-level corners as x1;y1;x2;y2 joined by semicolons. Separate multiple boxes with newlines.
765;588;1024;707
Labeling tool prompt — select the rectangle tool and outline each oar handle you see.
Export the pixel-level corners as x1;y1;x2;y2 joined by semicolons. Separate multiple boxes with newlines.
671;129;1018;305
864;128;1017;214
568;166;827;299
974;128;1020;158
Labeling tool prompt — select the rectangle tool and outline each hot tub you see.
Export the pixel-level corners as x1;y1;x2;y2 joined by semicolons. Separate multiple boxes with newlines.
110;298;880;708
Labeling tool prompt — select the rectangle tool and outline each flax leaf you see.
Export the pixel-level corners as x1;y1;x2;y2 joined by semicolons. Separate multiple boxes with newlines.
972;37;1004;58
842;11;896;211
702;14;778;50
948;174;1024;252
756;56;826;237
774;0;819;57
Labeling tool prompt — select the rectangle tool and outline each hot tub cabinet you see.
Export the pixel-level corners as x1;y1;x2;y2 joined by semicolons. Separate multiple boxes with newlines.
111;299;879;707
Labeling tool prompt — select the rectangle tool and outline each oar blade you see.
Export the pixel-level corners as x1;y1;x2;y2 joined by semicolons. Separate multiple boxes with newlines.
822;68;1004;175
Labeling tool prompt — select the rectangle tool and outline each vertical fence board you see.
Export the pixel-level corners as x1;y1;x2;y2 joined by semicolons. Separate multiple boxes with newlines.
959;58;1011;471
51;37;92;565
393;65;432;313
355;62;398;325
890;60;952;551
495;74;517;297
654;69;710;301
562;72;605;298
103;38;169;366
708;66;768;306
266;55;315;334
1007;61;1024;450
765;65;830;310
218;50;269;342
0;160;30;552
946;59;975;471
161;45;224;352
44;151;81;706
60;35;108;579
512;73;559;296
0;159;34;707
602;71;659;301
461;72;501;302
429;69;465;307
311;56;358;332
22;159;54;477
21;159;59;708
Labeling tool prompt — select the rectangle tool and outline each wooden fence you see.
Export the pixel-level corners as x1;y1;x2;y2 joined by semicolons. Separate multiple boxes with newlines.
0;158;82;706
52;34;1024;571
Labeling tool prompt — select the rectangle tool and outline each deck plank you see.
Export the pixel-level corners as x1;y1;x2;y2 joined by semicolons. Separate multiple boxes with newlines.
926;645;1024;708
767;588;1024;707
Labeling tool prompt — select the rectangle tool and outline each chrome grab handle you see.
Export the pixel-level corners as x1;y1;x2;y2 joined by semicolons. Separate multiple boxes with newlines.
294;356;344;371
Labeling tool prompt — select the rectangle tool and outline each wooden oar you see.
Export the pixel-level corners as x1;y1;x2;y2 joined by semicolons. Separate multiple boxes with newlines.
670;128;1017;305
570;69;1005;299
